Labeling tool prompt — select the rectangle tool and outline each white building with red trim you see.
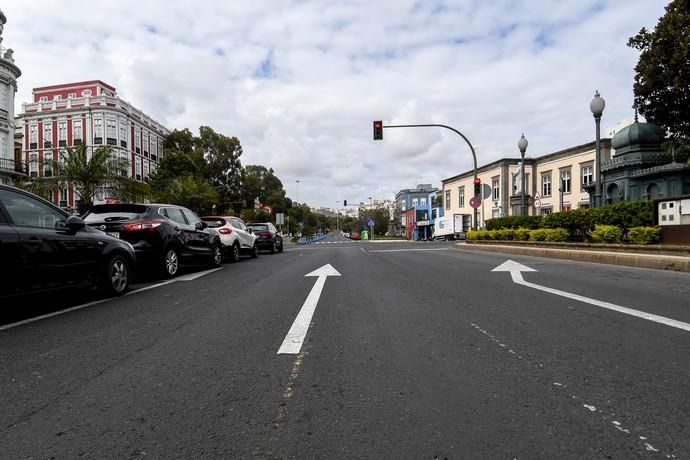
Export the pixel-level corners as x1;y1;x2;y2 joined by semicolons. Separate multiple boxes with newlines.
15;80;169;208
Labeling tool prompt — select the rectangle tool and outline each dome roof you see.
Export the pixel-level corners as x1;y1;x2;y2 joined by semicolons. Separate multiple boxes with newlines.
611;121;665;150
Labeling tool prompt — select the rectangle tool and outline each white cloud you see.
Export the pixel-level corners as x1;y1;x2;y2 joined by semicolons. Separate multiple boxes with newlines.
2;0;668;208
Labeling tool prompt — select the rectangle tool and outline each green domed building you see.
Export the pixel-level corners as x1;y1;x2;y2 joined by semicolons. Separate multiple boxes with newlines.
588;119;690;204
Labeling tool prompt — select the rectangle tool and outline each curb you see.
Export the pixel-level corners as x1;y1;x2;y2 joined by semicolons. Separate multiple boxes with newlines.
455;243;690;273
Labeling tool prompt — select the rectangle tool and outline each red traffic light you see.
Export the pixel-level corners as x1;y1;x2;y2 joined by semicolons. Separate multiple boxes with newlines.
473;177;481;185
373;120;383;140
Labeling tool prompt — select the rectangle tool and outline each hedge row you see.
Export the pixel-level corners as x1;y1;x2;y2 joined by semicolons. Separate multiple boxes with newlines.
468;225;661;244
486;200;656;241
467;228;569;242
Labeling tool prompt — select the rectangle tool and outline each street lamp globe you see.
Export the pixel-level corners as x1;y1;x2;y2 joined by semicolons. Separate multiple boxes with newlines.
590;90;605;117
517;133;528;153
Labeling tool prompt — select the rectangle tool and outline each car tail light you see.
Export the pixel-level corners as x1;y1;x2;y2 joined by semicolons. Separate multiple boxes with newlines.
218;228;232;234
260;231;271;237
122;220;164;232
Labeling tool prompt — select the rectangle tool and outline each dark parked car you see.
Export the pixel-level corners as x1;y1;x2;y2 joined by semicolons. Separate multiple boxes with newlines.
247;222;283;253
0;184;136;298
82;203;222;278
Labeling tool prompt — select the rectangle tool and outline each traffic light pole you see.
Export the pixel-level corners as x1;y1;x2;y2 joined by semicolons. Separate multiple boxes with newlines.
381;124;479;230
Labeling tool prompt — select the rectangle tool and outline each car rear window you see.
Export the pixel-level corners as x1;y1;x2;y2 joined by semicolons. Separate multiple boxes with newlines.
84;204;149;223
248;224;268;231
201;218;226;228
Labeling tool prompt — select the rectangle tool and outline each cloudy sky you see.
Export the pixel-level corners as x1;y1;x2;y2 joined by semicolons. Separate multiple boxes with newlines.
2;0;667;208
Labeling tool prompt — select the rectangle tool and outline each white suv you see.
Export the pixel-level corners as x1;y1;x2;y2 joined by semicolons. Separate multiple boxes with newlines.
200;216;258;262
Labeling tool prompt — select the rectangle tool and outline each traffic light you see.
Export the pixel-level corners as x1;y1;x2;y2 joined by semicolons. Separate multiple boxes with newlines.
373;120;383;140
344;200;347;206
473;177;481;197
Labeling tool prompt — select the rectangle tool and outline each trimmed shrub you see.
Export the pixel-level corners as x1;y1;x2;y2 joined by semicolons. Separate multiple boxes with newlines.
515;227;531;240
530;229;549;241
467;230;479;240
495;229;515;240
486;215;542;230
628;226;661;245
544;228;569;242
591;224;623;243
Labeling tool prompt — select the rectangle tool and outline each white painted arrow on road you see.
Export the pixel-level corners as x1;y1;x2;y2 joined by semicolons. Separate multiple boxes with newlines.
278;264;341;354
493;260;690;333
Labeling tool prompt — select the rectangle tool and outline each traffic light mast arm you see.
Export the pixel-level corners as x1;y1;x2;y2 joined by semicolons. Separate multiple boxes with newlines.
380;123;478;180
381;122;479;230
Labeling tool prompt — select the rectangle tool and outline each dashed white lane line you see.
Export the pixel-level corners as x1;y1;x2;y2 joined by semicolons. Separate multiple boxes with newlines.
469;322;670;457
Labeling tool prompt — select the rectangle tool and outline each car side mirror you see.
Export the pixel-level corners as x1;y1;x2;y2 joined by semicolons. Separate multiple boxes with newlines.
196;221;207;230
66;215;86;233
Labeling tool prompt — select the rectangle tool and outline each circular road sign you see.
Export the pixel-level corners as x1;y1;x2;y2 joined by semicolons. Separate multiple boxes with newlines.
470;196;482;208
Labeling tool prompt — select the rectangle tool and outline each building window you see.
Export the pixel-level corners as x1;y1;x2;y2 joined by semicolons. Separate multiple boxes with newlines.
39;96;48;102
445;190;451;210
120;124;127;148
68;93;76;99
420;197;427;206
43;152;53;176
492;178;500;201
72;119;82;144
581;165;593;186
135;129;141;153
412;198;418;207
29;125;38;149
54;95;62;101
142;131;149;155
43;122;52;148
542;174;552;197
94;118;103;144
0;132;6;158
106;119;117;145
81;89;92;97
560;170;571;194
459;186;465;207
143;161;149;179
29;153;39;177
58;121;67;147
135;157;142;181
59;188;68;208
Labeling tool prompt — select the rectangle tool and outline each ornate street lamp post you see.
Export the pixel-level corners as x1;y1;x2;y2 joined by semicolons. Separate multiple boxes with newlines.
518;133;528;216
590;91;605;207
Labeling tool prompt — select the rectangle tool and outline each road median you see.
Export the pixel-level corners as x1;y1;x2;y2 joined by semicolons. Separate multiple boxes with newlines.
455;241;690;272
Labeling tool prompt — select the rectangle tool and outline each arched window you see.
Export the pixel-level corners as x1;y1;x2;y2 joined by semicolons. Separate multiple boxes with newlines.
647;183;660;199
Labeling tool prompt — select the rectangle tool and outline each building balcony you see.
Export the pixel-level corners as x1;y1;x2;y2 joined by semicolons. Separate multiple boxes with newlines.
0;158;29;176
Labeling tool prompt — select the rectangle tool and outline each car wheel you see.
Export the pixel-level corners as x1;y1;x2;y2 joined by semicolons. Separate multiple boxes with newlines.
270;240;277;254
230;243;241;263
250;243;259;258
211;244;222;267
101;254;130;296
161;247;180;278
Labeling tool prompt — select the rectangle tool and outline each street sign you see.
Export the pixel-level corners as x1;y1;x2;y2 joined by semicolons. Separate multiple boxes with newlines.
534;199;542;208
470;196;481;208
481;183;492;199
367;218;375;227
276;213;284;225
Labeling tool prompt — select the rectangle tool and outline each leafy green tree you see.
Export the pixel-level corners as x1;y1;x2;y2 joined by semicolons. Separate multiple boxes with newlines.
628;0;690;140
198;126;243;201
154;175;219;214
23;143;133;214
240;165;288;215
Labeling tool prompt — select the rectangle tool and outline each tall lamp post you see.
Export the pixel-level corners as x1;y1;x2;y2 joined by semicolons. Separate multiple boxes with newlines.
517;133;528;216
335;201;340;232
590;90;605;207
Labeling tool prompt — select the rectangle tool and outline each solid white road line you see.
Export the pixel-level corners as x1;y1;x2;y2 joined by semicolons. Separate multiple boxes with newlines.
278;264;341;354
0;269;222;332
367;248;451;253
510;269;690;333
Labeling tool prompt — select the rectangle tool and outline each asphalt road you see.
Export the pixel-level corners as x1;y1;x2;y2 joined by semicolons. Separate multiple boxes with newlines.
1;233;689;459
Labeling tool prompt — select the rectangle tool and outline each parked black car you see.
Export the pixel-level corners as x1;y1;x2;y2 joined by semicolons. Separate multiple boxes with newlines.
247;222;283;253
82;203;222;278
0;184;136;298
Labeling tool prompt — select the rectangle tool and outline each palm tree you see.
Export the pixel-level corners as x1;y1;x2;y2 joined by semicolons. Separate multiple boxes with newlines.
24;143;144;213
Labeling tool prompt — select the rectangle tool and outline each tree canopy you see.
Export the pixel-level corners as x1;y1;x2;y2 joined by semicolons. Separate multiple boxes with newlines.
628;0;690;140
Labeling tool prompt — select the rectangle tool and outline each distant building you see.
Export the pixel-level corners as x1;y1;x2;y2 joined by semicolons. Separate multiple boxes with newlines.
395;184;438;239
0;9;23;185
15;80;169;208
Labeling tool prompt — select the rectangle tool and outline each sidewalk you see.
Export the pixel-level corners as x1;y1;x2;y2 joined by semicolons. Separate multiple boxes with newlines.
455;241;690;273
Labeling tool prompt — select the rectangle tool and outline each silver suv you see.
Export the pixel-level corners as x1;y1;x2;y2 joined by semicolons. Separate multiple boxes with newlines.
200;216;258;262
